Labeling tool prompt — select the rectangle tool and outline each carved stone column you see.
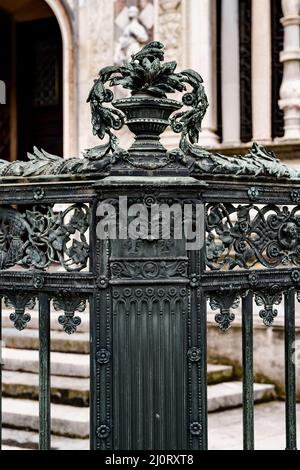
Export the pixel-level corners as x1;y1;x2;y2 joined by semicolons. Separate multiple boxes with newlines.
156;0;184;66
156;0;185;149
221;0;241;145
77;0;115;151
252;0;272;142
187;0;219;147
279;0;300;140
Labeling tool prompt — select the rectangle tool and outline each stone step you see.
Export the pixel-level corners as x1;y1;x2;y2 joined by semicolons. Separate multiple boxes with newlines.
207;364;233;385
2;348;89;378
2;328;89;354
2;428;89;450
2;348;232;384
1;381;274;440
1;367;234;408
2;398;89;438
207;382;275;413
2;309;89;333
2;446;27;451
2;371;89;407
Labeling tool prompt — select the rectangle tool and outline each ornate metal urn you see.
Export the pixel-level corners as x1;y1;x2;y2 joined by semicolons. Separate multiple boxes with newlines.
87;41;209;173
113;93;182;167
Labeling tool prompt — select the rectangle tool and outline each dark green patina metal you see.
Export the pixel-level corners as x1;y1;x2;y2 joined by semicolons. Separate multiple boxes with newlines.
0;42;298;450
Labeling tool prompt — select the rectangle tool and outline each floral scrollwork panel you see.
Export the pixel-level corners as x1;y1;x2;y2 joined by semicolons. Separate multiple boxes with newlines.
0;204;90;272
254;285;283;327
53;294;87;335
206;204;300;271
209;290;240;332
4;293;36;331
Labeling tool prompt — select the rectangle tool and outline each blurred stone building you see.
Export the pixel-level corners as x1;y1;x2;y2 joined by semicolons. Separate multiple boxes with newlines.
0;0;300;164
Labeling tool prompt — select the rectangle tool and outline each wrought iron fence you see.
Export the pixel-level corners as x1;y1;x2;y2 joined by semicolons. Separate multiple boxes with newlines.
0;42;298;450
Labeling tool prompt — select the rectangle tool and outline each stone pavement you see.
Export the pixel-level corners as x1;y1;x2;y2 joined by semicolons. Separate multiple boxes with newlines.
208;401;300;450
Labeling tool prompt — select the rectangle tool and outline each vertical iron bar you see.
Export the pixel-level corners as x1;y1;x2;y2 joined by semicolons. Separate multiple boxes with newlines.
242;292;254;450
198;212;208;451
90;294;97;451
39;293;51;450
285;289;297;450
199;287;208;450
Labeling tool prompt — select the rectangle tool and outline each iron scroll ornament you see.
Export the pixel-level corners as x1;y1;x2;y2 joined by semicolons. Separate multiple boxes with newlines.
205;203;300;271
0;204;90;272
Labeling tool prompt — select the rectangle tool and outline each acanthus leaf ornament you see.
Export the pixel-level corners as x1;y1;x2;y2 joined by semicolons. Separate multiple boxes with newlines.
209;289;240;332
4;293;36;331
254;285;283;327
53;293;87;335
175;142;300;180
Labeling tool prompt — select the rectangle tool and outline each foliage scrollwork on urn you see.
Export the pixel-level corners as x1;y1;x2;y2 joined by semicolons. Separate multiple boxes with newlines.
53;293;87;335
4;293;36;331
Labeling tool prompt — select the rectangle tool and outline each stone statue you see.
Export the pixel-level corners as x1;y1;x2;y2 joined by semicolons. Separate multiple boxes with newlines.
114;6;149;65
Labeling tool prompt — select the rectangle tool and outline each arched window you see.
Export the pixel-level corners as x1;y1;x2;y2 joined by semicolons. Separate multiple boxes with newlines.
0;0;75;161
